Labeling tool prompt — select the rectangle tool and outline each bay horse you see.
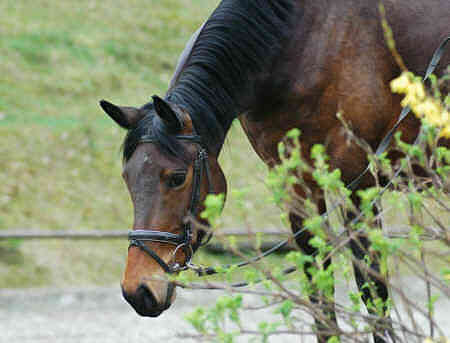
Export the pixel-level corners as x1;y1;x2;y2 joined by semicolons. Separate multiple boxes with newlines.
99;1;450;342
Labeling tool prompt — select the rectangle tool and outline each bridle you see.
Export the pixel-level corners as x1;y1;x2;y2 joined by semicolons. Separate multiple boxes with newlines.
127;36;449;282
128;134;214;274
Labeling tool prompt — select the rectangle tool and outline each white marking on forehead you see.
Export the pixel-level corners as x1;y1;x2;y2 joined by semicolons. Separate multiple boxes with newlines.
143;154;152;164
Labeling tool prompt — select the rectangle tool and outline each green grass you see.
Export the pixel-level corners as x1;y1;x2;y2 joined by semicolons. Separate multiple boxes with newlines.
0;0;283;230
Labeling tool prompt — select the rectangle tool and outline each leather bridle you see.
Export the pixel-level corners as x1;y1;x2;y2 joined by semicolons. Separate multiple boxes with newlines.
128;134;214;274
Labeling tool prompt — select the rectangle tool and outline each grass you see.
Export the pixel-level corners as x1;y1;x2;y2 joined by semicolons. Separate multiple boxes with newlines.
0;0;282;230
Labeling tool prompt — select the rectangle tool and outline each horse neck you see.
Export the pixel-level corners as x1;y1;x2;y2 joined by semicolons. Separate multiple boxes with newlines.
166;0;299;156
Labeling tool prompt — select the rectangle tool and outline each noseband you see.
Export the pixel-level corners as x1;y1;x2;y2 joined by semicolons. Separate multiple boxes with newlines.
128;134;214;274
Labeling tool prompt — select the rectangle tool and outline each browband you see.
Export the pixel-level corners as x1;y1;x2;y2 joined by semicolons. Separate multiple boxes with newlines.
139;134;204;145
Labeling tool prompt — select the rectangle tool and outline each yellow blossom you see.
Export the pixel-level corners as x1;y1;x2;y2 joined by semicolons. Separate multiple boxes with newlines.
408;81;426;100
391;72;450;138
390;73;411;93
414;99;444;126
441;125;450;139
401;93;420;109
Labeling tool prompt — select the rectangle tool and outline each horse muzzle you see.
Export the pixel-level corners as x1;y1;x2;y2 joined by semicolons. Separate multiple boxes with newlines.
121;281;176;317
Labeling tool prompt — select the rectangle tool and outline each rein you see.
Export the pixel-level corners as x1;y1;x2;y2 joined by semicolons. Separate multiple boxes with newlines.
128;36;449;284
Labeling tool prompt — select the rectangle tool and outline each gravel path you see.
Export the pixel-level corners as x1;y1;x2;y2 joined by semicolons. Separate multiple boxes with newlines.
1;277;448;343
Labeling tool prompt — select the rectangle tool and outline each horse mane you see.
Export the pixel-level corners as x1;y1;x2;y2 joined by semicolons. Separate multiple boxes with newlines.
123;0;297;161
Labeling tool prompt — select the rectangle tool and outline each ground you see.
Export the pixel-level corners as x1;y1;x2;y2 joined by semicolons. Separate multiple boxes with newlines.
2;276;449;343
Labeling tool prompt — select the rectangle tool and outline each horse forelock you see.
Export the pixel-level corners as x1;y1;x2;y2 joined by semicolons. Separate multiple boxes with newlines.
122;110;188;163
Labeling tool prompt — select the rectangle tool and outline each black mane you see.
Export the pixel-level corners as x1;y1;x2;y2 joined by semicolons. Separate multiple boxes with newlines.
124;0;296;161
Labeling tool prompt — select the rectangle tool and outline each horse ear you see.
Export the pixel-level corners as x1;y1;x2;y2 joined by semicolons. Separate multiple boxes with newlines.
152;95;183;133
99;100;144;129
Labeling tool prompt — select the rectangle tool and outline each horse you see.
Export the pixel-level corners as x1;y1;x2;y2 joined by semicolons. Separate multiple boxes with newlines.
99;1;450;342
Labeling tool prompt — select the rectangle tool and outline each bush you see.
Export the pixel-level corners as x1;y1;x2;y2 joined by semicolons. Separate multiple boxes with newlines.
175;67;449;343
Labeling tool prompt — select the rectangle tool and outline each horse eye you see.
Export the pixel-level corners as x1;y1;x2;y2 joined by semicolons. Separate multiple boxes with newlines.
168;172;186;188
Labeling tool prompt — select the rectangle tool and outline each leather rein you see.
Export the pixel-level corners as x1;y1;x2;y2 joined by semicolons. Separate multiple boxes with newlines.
128;36;449;280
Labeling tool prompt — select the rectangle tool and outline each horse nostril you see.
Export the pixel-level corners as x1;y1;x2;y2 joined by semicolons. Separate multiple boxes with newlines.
121;284;163;317
136;284;158;310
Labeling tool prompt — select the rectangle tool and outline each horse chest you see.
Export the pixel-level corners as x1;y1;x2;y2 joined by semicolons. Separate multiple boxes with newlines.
239;112;317;169
238;116;281;168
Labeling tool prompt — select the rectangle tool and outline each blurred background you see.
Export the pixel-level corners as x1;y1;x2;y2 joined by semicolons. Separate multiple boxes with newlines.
0;0;285;289
1;2;449;342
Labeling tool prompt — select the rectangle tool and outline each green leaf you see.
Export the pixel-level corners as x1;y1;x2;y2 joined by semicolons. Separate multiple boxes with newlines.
200;193;225;227
275;300;294;319
185;307;207;333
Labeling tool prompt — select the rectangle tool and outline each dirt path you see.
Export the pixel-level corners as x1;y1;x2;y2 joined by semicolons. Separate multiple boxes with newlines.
1;277;448;343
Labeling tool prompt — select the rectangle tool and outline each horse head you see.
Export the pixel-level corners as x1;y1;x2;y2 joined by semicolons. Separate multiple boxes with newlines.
100;96;226;317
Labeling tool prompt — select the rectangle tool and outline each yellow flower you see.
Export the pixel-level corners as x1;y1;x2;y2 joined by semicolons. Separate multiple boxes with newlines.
409;81;426;100
391;71;449;138
441;125;450;139
414;99;444;126
401;93;419;109
442;110;449;122
391;73;411;93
